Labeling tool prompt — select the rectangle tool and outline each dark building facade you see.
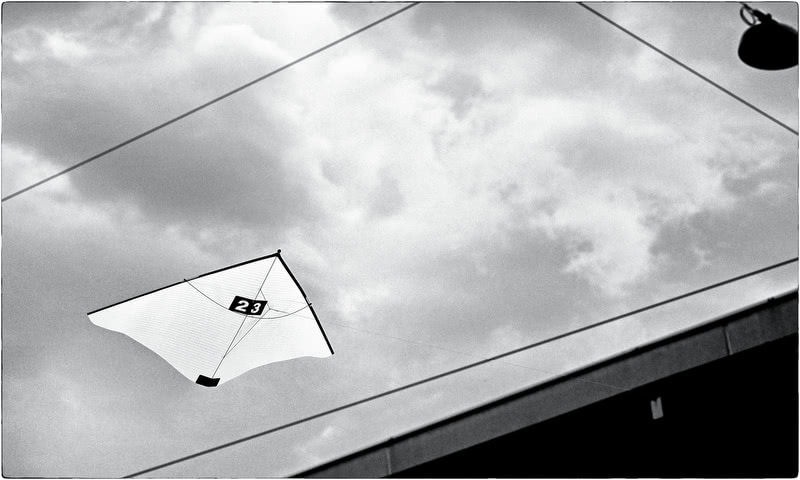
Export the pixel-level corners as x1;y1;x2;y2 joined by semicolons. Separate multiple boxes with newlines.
299;291;798;478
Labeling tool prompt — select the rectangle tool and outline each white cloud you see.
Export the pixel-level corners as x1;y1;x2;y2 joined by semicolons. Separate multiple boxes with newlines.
192;23;294;74
44;31;91;61
2;144;74;197
294;424;345;464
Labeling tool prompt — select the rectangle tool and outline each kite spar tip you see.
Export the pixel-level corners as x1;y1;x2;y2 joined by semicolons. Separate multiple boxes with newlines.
277;249;282;255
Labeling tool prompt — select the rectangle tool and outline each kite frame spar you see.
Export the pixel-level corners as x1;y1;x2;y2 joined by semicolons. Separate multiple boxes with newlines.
88;249;334;386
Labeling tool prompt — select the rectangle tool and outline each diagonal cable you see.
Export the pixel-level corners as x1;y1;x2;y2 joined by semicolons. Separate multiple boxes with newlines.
1;3;420;203
577;2;798;136
125;257;797;478
324;320;628;392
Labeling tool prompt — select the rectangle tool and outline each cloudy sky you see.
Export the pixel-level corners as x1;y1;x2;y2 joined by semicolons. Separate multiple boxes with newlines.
2;1;797;476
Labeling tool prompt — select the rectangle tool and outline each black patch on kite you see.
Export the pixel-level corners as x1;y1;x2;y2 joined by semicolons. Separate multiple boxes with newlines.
196;375;220;387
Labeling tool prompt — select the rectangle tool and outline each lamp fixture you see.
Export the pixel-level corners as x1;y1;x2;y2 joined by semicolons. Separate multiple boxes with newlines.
738;3;798;70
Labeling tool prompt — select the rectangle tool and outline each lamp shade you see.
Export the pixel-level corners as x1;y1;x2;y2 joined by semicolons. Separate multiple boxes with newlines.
738;15;798;70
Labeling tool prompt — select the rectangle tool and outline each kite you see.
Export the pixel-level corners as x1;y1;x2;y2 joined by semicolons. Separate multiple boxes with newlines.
88;250;333;387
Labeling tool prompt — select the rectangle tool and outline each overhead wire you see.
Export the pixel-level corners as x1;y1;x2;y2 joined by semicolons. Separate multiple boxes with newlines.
125;257;797;477
577;2;799;136
324;320;628;392
0;2;420;203
6;1;794;203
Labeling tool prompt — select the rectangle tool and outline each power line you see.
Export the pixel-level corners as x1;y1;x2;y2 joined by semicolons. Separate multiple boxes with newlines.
8;2;792;204
125;257;797;477
1;3;420;203
577;2;799;136
324;320;628;392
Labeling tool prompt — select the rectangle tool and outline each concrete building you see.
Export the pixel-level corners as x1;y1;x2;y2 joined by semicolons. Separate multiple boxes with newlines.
298;290;798;477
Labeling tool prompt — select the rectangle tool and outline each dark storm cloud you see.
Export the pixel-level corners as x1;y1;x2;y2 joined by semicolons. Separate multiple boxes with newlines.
408;3;638;62
66;95;321;229
651;181;797;278
720;151;797;197
2;2;93;30
3;2;322;229
2;2;209;54
2;4;210;169
4;92;319;229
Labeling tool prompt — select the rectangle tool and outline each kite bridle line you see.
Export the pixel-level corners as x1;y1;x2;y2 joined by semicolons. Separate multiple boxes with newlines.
226;305;313;354
184;276;314;358
220;250;334;365
209;255;278;378
181;252;319;379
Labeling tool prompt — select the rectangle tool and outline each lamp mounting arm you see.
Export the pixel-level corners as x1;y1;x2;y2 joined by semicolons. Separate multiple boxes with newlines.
740;3;772;25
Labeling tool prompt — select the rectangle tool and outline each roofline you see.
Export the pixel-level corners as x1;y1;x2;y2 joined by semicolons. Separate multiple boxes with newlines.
297;289;799;477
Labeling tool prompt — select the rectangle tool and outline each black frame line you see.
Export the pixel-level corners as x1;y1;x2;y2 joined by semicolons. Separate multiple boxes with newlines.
277;252;335;355
195;251;282;281
87;249;334;366
87;279;185;316
87;251;282;315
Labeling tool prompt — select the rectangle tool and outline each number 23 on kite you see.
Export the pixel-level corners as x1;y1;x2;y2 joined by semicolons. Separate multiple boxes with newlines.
228;296;267;315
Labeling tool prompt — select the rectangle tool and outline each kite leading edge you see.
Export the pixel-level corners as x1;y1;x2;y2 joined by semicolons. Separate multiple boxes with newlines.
87;250;333;387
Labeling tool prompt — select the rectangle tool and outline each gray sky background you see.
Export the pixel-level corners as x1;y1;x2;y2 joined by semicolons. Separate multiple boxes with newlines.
2;2;798;476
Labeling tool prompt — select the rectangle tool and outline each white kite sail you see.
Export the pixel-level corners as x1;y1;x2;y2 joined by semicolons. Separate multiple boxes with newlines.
88;250;333;387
